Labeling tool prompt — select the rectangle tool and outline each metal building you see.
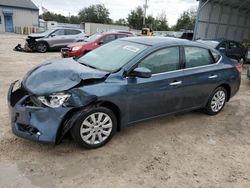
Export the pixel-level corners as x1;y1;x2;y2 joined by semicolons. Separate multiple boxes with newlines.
0;0;39;33
194;0;250;42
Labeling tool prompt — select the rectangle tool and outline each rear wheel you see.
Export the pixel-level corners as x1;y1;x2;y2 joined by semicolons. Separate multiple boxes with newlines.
36;42;48;53
71;107;117;149
204;87;227;115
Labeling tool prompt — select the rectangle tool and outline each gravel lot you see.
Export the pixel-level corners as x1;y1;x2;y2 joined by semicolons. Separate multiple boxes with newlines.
1;33;250;188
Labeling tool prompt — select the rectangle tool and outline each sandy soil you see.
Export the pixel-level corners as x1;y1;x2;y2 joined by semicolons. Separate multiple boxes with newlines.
0;33;250;188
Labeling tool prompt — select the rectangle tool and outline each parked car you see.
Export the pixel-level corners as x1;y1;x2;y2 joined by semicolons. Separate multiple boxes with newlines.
180;32;194;40
197;39;247;63
246;45;250;63
247;45;250;80
61;31;134;58
8;37;241;149
247;67;250;80
26;27;86;53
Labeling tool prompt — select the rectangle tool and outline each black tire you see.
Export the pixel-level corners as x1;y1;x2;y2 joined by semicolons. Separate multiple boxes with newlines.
71;107;117;149
204;87;227;115
36;42;48;53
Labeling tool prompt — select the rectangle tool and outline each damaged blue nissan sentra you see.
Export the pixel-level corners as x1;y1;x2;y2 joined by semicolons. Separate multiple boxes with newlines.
8;37;241;149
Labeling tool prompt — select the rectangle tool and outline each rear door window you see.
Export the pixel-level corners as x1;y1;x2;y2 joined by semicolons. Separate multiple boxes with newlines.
102;34;116;44
138;47;180;74
65;29;81;35
117;34;128;39
229;41;239;49
184;47;214;68
217;42;227;50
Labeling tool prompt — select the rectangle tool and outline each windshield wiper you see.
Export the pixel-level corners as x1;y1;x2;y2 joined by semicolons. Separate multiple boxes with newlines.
79;62;97;70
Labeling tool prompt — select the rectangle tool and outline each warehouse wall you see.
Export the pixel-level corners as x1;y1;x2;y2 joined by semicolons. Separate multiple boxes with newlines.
0;9;4;32
194;2;250;41
0;6;39;32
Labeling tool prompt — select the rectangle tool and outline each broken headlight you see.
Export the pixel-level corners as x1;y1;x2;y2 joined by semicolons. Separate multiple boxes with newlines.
37;93;70;108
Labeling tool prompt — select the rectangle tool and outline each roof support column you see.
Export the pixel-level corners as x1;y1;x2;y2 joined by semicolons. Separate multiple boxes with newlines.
215;4;224;38
233;10;241;40
224;7;233;39
193;0;202;40
205;2;215;39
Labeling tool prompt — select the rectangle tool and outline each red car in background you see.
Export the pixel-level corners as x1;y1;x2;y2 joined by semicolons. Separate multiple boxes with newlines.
61;31;134;58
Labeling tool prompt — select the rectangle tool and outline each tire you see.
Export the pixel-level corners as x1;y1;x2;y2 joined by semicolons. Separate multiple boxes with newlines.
36;42;48;53
71;107;117;149
204;87;227;115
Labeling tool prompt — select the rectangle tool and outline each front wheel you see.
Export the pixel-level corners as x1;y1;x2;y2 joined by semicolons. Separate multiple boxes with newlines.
204;87;227;115
36;42;48;53
71;107;117;149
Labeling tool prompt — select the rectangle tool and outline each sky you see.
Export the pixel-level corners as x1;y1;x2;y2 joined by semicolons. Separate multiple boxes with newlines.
32;0;198;26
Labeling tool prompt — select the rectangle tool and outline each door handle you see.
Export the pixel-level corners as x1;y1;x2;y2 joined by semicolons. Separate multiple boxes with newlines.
169;81;182;86
208;75;218;79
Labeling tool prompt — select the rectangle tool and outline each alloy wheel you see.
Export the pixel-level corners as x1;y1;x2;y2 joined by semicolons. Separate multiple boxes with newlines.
211;90;226;112
37;43;47;52
80;112;113;145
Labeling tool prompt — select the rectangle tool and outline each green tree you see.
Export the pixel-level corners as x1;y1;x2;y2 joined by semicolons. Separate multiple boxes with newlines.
115;18;128;26
156;11;169;31
145;15;157;30
69;15;80;24
174;8;197;31
127;6;144;29
78;4;111;24
42;12;69;23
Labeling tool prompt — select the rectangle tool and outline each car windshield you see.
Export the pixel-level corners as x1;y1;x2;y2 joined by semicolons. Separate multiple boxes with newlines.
197;40;220;48
77;40;148;72
84;33;102;42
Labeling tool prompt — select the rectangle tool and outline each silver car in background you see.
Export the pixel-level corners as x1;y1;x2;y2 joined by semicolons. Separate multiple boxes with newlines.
26;27;87;52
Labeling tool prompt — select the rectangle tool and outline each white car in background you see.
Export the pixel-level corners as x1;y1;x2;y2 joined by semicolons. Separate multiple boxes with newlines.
26;27;87;53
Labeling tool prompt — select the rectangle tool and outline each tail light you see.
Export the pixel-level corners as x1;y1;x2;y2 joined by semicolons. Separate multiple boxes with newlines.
235;63;242;74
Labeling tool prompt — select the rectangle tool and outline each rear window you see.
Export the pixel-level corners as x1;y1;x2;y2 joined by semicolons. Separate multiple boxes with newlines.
211;51;221;62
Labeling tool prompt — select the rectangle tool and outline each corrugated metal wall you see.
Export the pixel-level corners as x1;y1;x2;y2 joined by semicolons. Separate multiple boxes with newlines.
0;6;38;32
194;1;250;41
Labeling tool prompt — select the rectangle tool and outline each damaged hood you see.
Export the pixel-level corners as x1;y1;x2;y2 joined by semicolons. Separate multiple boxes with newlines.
28;33;47;39
23;58;109;95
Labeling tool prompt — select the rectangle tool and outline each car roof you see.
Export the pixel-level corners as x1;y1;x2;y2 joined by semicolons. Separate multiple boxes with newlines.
121;37;211;48
101;31;132;35
196;40;220;48
52;27;82;30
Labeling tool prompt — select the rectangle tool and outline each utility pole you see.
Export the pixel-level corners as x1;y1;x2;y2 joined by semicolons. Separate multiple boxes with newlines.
143;0;148;27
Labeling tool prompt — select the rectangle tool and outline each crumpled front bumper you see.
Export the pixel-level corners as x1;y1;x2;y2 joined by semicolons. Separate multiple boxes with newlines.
8;81;72;144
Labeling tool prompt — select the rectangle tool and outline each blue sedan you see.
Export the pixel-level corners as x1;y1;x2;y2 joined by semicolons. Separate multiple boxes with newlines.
8;37;241;149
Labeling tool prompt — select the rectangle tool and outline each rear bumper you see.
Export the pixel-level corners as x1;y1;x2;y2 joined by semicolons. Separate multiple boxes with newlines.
8;81;72;144
230;74;241;98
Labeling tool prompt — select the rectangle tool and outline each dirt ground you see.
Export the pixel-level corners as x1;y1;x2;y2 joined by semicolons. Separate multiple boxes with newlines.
0;33;250;188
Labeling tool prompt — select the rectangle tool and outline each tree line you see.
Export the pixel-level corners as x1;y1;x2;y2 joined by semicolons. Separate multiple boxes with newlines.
40;4;196;31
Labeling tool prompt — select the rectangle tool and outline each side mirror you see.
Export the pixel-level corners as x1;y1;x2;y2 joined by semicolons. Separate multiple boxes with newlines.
130;67;152;78
50;33;56;37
